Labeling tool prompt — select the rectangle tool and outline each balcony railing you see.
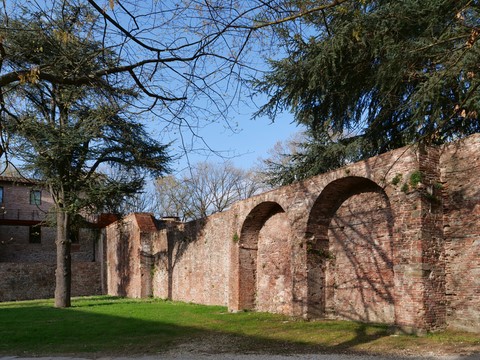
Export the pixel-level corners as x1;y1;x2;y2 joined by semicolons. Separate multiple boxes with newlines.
0;208;118;227
0;208;47;222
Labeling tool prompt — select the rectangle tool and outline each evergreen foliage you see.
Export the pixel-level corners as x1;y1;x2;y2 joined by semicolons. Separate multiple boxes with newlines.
257;0;480;184
261;131;375;187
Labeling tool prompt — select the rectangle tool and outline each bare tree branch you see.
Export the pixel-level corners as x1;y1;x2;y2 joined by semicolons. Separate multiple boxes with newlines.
251;0;349;30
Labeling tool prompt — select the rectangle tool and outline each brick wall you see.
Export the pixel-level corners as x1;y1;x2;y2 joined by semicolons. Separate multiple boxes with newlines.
0;177;54;218
0;262;102;301
105;134;480;333
156;215;232;306
106;213;233;305
0;225;97;262
256;211;292;314
106;217;143;298
327;191;395;323
441;135;480;332
236;201;292;313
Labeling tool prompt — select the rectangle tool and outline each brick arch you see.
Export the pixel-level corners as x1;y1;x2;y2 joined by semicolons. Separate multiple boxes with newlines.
305;176;395;322
238;201;291;311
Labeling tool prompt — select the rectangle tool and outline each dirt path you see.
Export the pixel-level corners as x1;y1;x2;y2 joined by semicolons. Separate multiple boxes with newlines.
1;354;480;360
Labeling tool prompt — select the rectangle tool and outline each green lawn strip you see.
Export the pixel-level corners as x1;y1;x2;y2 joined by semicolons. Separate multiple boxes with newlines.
0;297;478;356
206;314;395;353
0;298;193;354
201;312;389;346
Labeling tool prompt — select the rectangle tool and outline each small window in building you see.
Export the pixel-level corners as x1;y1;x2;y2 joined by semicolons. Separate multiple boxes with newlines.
69;228;79;243
0;186;3;203
29;225;41;243
30;190;41;205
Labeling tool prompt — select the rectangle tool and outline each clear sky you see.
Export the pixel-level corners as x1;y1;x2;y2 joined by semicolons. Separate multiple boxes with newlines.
167;109;301;173
3;0;303;176
152;84;303;174
152;79;302;175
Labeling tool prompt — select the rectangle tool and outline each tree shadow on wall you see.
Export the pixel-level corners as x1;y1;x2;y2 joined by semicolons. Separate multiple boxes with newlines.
326;191;395;324
151;218;207;300
440;140;480;333
114;220;132;297
305;176;396;325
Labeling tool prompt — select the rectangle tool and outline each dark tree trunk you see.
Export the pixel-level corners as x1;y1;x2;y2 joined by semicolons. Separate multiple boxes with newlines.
55;210;71;308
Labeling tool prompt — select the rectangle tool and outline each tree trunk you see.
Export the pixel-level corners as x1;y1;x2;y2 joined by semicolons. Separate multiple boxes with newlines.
55;210;71;308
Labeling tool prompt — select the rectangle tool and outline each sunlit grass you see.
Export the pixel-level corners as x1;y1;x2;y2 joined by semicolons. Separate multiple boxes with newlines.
0;296;478;356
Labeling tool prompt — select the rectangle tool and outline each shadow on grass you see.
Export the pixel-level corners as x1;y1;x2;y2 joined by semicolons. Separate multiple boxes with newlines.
0;298;478;358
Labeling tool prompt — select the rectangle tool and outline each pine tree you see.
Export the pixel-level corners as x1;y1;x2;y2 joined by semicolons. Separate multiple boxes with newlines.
257;0;480;183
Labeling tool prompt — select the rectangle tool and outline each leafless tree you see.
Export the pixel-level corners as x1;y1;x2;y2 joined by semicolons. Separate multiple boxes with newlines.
0;0;347;307
155;162;267;221
154;175;192;220
0;0;347;162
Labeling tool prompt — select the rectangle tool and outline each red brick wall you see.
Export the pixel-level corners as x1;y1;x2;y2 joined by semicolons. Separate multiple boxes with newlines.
106;213;232;305
0;262;101;301
327;191;395;323
156;214;232;306
236;201;291;312
106;217;143;298
418;146;446;330
441;135;480;332
0;225;97;263
150;228;169;299
256;211;292;314
0;225;56;262
105;134;480;333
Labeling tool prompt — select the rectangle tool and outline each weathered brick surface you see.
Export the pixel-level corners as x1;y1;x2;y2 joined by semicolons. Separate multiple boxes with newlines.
0;225;56;262
106;216;143;298
236;201;291;312
0;225;97;262
418;146;446;330
155;214;232;305
256;211;292;314
326;191;395;323
105;135;480;333
0;262;101;301
441;135;480;332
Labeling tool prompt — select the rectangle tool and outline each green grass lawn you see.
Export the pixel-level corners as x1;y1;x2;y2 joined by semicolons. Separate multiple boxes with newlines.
0;296;478;356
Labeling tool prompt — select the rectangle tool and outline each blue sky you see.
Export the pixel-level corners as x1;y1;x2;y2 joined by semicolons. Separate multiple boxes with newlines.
156;74;302;175
3;1;303;175
167;108;301;173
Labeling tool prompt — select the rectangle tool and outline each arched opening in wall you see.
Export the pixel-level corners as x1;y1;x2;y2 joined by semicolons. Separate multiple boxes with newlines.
238;201;292;313
306;176;395;323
